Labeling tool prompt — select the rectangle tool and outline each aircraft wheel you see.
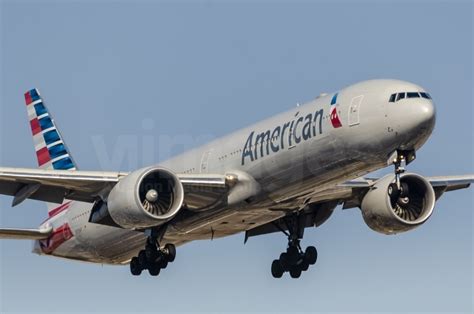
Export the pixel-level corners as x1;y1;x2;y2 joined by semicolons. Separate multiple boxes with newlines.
271;260;284;278
145;244;159;262
160;258;169;269
164;243;176;262
289;267;302;279
138;250;148;269
300;259;310;271
388;182;401;199
130;257;142;276
304;246;318;265
148;262;161;276
287;246;299;264
279;252;290;270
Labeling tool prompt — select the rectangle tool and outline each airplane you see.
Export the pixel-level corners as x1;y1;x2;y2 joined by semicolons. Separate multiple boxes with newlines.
0;79;472;279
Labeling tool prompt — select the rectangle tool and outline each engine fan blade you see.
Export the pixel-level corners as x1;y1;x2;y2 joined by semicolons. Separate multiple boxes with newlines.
394;196;423;222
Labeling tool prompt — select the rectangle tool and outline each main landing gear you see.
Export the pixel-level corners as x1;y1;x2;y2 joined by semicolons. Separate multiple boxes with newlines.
270;214;318;279
130;233;176;277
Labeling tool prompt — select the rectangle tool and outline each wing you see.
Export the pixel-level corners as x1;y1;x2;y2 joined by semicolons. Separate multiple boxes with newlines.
340;174;474;208
424;175;474;195
244;174;474;241
0;167;234;210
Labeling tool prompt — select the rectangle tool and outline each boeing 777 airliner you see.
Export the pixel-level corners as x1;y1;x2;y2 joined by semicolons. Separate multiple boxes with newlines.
0;79;472;279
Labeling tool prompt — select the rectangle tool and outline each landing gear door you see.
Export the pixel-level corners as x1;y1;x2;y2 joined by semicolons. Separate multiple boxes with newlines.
348;95;363;126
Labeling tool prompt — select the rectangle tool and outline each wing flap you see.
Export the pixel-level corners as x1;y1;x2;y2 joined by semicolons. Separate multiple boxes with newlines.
0;226;52;240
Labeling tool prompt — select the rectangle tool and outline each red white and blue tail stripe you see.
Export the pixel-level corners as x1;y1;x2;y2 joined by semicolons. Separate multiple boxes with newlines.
24;89;77;171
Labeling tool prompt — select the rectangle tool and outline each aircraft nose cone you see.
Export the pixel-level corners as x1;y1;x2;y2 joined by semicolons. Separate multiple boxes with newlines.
415;101;436;131
397;100;436;149
387;98;436;151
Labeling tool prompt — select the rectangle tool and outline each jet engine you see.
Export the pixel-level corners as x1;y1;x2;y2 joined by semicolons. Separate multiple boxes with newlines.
360;173;435;234
107;167;184;229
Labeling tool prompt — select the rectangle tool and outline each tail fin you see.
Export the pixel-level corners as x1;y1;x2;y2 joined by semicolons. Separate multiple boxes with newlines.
24;88;77;213
24;89;77;171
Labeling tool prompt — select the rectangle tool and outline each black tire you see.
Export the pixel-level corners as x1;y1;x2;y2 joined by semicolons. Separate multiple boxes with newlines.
160;258;169;269
289;267;302;279
271;260;284;278
300;260;310;271
130;257;142;276
399;182;409;198
164;243;176;262
287;246;299;265
388;183;397;196
148;262;160;276
304;246;318;265
138;250;148;269
279;252;289;270
145;245;158;263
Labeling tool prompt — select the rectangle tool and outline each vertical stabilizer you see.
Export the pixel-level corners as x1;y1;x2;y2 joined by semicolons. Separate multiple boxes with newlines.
24;89;77;170
24;88;77;212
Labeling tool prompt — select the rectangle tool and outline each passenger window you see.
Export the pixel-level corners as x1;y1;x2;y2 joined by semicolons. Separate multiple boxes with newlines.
420;92;432;99
389;94;396;102
407;92;420;98
396;93;405;101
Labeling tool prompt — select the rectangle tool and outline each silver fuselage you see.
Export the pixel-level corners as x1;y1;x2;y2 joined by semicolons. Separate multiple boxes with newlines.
34;79;436;264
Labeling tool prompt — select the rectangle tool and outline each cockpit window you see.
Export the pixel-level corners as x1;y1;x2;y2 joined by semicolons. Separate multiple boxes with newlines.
396;93;405;101
420;92;432;99
389;91;431;102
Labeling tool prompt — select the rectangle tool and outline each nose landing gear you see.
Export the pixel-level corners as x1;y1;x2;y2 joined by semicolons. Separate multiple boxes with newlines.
270;214;318;279
388;149;416;201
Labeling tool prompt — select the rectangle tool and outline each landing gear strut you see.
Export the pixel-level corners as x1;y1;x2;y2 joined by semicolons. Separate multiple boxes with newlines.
388;150;415;201
130;229;176;277
271;214;318;279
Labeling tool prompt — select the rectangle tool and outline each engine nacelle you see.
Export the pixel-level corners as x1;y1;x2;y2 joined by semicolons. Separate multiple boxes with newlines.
107;167;184;229
361;173;435;235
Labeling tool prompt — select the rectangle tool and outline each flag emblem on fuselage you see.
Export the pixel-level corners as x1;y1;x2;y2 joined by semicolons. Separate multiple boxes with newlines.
330;93;342;128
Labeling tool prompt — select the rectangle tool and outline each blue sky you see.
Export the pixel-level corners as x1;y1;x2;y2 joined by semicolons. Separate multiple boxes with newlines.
0;1;473;313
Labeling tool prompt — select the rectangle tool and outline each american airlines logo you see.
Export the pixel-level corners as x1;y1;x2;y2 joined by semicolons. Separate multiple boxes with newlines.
241;108;324;165
329;93;343;128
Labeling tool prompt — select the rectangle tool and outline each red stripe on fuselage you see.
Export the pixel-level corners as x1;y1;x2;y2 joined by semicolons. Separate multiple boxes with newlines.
48;201;72;218
39;223;73;254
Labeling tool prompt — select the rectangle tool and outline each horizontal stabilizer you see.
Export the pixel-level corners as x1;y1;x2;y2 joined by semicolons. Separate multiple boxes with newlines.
0;226;52;240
